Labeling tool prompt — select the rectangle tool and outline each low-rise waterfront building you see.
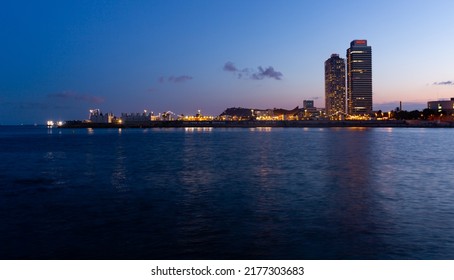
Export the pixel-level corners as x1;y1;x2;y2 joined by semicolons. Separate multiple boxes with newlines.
303;100;314;109
121;111;159;124
254;109;274;120
89;109;115;123
427;98;454;115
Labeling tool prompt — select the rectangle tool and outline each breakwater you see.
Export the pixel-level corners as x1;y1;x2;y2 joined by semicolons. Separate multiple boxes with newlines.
60;120;454;128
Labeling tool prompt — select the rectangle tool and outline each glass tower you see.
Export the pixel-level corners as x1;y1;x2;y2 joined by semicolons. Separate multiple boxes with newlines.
325;54;346;120
346;40;372;115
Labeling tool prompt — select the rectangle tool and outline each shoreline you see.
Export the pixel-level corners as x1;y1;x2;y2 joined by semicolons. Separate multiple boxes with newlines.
59;120;454;128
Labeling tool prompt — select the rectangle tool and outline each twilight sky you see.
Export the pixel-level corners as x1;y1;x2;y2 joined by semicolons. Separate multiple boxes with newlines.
1;0;454;124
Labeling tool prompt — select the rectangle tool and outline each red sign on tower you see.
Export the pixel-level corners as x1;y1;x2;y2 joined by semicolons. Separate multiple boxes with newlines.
355;40;367;45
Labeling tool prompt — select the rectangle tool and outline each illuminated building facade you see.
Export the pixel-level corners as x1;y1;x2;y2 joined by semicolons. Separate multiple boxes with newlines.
347;40;372;115
427;98;454;115
325;54;346;119
89;109;114;123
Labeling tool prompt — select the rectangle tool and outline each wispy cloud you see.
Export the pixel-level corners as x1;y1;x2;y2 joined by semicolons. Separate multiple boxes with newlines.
433;81;454;86
251;66;283;80
223;61;283;80
158;75;193;84
223;61;238;72
223;61;250;79
170;75;193;83
48;91;104;104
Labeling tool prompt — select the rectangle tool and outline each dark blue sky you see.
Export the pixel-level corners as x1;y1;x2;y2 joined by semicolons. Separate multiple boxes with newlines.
1;0;454;124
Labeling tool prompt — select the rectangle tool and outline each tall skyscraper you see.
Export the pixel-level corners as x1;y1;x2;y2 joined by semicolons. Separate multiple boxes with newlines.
346;40;372;115
325;54;346;119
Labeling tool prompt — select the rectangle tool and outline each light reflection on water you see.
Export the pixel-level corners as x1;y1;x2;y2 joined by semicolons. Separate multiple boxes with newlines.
184;127;213;133
249;127;272;132
111;143;127;191
1;127;454;259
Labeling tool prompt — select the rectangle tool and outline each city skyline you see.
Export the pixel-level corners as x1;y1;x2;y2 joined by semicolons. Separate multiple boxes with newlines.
1;0;454;124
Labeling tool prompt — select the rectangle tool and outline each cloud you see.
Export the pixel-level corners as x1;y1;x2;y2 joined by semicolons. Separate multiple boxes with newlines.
223;62;283;80
251;66;283;80
433;81;454;85
169;75;193;83
158;75;193;84
48;91;104;104
223;61;238;72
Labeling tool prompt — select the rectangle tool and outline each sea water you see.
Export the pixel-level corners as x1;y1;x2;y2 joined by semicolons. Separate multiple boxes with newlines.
1;126;454;259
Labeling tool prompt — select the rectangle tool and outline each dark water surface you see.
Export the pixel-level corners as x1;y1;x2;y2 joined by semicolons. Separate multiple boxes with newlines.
1;126;453;259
